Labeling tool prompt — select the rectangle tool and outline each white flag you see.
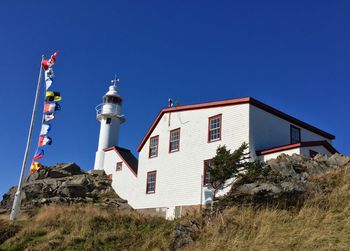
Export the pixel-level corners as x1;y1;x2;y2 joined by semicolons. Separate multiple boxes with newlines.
39;136;52;147
45;68;54;90
44;113;55;122
40;124;51;135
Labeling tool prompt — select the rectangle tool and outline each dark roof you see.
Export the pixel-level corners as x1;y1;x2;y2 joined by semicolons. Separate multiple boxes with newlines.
104;146;138;176
256;140;338;156
137;97;336;152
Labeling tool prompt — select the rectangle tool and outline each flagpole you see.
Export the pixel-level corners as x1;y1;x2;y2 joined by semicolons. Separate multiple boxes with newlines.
10;55;44;221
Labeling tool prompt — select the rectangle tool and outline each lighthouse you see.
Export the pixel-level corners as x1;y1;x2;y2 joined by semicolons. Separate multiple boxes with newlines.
94;77;125;170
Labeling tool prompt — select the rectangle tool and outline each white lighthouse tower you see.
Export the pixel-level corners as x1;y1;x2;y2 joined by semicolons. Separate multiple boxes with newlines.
94;77;125;170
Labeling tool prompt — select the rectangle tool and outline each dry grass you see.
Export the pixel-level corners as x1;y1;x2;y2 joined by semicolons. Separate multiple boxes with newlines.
1;167;350;250
0;205;175;251
185;168;350;251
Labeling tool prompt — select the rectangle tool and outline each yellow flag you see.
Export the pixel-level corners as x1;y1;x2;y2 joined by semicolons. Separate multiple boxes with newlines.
46;91;62;102
30;162;41;173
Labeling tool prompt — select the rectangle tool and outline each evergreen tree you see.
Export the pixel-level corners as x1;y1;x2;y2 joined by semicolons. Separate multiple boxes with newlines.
207;142;262;200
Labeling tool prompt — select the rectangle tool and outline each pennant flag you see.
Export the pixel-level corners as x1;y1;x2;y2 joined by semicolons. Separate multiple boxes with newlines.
45;91;62;102
30;162;42;173
33;149;44;160
45;68;54;90
44;102;60;113
44;113;55;122
40;124;51;135
38;136;52;146
49;51;58;65
41;51;58;70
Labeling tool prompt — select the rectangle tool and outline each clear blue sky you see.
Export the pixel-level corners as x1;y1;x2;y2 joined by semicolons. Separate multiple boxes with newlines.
0;1;349;197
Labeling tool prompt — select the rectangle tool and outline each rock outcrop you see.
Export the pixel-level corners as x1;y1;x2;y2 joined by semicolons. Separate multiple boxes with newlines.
219;153;350;209
0;163;131;213
170;220;202;251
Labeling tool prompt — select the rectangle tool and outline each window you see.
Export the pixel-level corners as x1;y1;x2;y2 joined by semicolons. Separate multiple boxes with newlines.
169;128;180;152
203;159;214;186
106;118;112;124
116;161;122;171
104;96;122;104
208;114;222;142
149;136;159;158
146;171;157;194
290;125;301;144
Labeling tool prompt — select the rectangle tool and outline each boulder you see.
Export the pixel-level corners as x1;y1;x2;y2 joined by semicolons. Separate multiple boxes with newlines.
219;153;350;209
0;163;131;212
57;184;87;198
325;153;350;168
88;170;105;176
170;220;201;251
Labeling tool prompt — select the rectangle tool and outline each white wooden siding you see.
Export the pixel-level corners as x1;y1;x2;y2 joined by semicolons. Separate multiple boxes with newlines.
103;150;138;207
133;104;250;209
249;104;331;158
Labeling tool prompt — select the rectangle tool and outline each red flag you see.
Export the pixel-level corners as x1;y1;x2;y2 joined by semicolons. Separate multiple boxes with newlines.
38;136;52;147
33;149;44;160
44;102;60;113
49;51;58;65
41;59;50;70
41;51;58;70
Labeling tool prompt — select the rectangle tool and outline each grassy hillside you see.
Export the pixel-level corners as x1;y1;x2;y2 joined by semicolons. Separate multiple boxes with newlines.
1;166;350;250
185;168;350;251
0;206;176;251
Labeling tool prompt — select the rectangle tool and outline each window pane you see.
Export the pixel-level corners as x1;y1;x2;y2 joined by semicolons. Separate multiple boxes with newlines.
169;129;180;152
291;126;300;144
147;172;156;193
116;162;122;171
209;116;221;142
149;136;159;157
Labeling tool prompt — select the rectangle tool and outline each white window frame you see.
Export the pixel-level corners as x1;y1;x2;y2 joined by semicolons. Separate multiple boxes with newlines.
146;171;157;194
208;114;222;142
149;136;159;158
169;128;180;152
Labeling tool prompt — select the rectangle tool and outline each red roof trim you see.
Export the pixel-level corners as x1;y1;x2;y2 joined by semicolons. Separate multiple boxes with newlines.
256;140;338;156
137;97;335;152
104;147;137;177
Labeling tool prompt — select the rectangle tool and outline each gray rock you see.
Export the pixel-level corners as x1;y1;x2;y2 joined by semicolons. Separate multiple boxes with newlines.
326;154;350;168
221;153;350;209
69;175;89;186
58;184;87;198
88;170;105;176
57;163;82;175
237;183;282;196
267;157;297;178
0;163;131;212
26;172;40;182
280;182;305;192
252;183;282;194
171;220;201;251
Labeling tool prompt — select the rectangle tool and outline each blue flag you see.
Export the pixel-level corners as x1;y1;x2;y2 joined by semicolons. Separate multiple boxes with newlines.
33;149;44;160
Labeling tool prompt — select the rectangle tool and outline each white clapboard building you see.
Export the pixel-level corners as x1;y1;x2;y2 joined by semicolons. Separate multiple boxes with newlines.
94;82;337;219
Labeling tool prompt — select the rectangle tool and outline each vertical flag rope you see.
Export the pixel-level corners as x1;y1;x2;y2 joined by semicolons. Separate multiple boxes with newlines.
10;56;44;221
